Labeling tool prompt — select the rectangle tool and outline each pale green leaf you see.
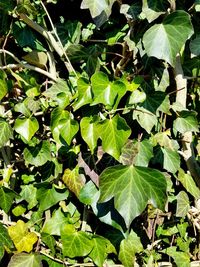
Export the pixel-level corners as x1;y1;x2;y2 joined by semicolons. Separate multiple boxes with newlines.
177;169;200;199
89;236;108;267
133;107;157;134
61;226;93;258
80;116;99;154
143;11;194;66
22;51;47;68
14;117;39;142
81;0;115;18
163;247;190;267
99;115;131;160
0;119;13;148
119;231;143;267
43;78;71;100
73;77;92;111
0;187;18;213
79;181;100;205
20;184;38;210
176;191;190;217
23;141;51;166
8;253;42;267
0;79;8;100
42;208;69;236
161;147;180;173
99;165;167;227
142;0;166;23
41;233;56;256
62;166;86;197
173;110;198;134
8;220;38;253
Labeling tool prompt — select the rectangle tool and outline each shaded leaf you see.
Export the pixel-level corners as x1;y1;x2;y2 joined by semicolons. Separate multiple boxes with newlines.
8;220;38;253
0;79;8;100
0;222;13;260
119;230;143;267
0;187;18;213
99;165;167;227
79;181;99;205
142;0;166;23
143;11;193;66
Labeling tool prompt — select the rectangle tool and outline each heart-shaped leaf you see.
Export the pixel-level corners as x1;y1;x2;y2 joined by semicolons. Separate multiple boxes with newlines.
14;117;39;142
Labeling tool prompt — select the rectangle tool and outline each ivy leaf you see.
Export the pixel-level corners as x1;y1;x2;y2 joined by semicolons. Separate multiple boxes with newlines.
42;208;69;236
190;35;200;56
43;79;71;102
0;119;13;148
119;231;143;267
0;222;13;260
14;117;39;142
120;139;153;167
163;247;190;267
61;224;93;258
161;148;180;173
37;185;69;211
89;236;108;267
176;191;190;217
20;184;38;209
41;233;56;256
99;165;167;227
99;115;131;160
0;187;18;213
73;78;92;111
41;256;63;267
133;107;157;134
143;11;194;66
80;116;99;154
8;220;38;253
0;79;8;100
23;141;51;167
62;167;86;197
177;169;200;199
91;72;126;108
142;0;166;23
173;110;199;134
8;253;42;267
79;180;100;205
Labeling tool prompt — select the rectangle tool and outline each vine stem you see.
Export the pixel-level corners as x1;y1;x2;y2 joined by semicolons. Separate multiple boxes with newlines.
0;49;57;81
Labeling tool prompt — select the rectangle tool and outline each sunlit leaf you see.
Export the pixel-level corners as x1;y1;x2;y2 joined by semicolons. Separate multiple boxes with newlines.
0;119;13;148
143;11;194;66
173;110;199;134
176;191;190;217
8;220;38;253
14;117;39;142
161;147;180;173
163;247;190;267
99;165;167;227
8;253;42;267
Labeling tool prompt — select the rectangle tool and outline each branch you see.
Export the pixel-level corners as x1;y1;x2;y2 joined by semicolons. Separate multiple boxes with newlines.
175;54;200;188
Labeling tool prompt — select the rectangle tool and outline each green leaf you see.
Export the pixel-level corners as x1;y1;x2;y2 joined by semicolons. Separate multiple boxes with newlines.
37;185;69;211
79;181;99;205
133;107;157;134
8;220;38;253
91;72;126;108
8;253;42;267
62;167;86;197
41;233;56;256
177;169;200;199
89;236;108;267
73;77;92;111
0;119;13;148
143;11;194;66
190;35;200;56
0;79;8;100
119;230;143;267
0;187;18;213
61;225;93;258
20;184;37;210
99;165;167;227
142;0;166;23
23;141;51;167
161;147;180;173
80;116;99;154
176;191;190;217
14;117;39;142
43;79;71;102
42;208;69;236
173;110;199;134
41;256;63;267
0;222;13;260
120;139;153;167
99;115;131;160
163;247;190;267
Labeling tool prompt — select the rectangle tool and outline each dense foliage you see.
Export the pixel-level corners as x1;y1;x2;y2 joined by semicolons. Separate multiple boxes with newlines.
0;0;200;266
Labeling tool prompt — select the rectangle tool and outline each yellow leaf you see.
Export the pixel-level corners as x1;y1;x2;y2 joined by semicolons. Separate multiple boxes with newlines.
8;220;38;253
